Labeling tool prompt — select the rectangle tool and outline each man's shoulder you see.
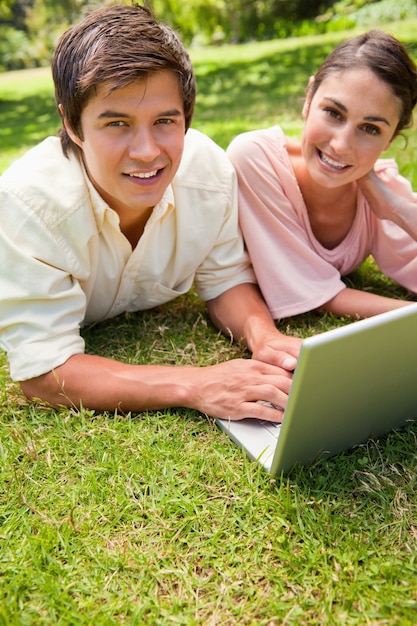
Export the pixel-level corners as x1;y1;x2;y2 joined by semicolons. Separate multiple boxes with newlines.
2;137;71;178
176;128;235;187
183;127;227;153
0;137;88;222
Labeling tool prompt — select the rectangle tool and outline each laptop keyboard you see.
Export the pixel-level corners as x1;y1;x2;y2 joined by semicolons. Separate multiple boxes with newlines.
256;402;283;440
258;420;282;440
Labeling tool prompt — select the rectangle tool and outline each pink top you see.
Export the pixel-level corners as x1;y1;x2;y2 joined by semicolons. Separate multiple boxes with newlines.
227;125;417;319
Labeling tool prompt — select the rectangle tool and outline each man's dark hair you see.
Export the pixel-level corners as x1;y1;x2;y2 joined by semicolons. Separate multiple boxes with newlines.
52;3;196;155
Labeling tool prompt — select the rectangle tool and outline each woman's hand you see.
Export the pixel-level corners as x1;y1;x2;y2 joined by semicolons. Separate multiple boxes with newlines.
358;169;417;240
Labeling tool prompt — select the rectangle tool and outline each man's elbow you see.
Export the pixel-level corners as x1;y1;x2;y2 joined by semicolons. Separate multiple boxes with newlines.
19;371;73;408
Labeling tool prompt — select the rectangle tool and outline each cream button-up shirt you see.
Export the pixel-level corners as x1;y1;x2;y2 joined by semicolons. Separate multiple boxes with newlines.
0;128;255;381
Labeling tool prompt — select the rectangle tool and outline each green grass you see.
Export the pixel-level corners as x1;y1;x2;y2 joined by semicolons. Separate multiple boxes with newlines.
1;23;417;625
0;67;59;173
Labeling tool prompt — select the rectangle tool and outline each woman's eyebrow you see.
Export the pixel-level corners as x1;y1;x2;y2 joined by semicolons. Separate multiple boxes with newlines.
323;97;391;126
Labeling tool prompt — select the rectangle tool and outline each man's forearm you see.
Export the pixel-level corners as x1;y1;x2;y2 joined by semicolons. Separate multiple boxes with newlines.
20;353;195;412
206;283;277;350
19;350;295;422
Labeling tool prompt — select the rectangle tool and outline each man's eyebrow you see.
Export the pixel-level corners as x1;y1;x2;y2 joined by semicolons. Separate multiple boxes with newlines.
97;108;183;119
158;109;183;117
323;97;391;126
98;111;130;119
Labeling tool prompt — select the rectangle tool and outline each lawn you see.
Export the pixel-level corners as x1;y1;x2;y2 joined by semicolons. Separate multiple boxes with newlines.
1;22;417;625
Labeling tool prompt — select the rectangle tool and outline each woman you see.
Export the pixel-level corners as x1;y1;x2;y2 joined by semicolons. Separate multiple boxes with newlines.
227;30;417;320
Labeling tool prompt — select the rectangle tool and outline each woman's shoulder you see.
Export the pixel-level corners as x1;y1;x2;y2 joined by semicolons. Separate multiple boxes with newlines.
227;124;286;152
227;125;299;172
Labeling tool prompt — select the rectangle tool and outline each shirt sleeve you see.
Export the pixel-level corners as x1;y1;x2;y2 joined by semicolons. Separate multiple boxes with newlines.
369;161;417;293
193;167;256;301
175;130;256;303
0;189;86;381
227;128;346;319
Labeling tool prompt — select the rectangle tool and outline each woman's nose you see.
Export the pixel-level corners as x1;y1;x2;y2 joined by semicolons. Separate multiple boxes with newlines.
329;125;353;155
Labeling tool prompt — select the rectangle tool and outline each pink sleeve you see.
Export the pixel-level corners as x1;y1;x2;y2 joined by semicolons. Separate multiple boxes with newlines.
371;160;417;294
227;128;346;318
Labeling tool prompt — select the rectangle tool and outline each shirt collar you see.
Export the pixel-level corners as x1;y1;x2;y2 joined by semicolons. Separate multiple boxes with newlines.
80;160;175;231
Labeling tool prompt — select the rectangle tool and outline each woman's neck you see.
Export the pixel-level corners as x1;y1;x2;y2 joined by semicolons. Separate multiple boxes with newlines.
289;149;358;249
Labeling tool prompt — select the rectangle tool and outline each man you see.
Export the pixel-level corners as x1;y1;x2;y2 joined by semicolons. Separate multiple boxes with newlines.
0;4;300;421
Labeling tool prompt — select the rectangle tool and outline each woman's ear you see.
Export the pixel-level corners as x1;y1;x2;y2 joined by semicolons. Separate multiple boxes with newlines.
302;75;315;119
58;104;83;149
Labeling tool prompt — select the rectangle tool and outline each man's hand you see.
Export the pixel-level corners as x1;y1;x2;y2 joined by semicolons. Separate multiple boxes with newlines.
21;284;302;422
21;353;293;422
186;357;293;422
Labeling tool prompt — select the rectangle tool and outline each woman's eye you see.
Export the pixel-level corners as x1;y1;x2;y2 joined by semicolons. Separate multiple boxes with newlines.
324;107;341;120
362;124;380;136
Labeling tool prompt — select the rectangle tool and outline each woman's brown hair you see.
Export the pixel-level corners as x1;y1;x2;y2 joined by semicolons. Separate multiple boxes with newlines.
308;30;417;136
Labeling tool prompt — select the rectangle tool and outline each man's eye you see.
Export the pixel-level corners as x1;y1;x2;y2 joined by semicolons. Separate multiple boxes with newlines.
107;121;126;127
156;118;174;125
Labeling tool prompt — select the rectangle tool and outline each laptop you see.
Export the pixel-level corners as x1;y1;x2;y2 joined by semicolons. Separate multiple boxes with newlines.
216;303;417;475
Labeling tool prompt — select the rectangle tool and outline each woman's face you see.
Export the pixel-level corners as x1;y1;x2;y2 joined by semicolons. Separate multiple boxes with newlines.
301;67;402;188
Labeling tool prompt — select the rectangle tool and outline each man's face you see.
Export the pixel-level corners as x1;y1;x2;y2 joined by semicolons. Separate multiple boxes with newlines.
65;71;186;218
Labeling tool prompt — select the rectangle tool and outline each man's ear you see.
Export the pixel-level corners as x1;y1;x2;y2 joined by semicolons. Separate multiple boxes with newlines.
302;75;315;119
58;104;83;149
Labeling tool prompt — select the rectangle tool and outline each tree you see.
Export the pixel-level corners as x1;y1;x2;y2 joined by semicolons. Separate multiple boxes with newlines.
0;0;14;19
